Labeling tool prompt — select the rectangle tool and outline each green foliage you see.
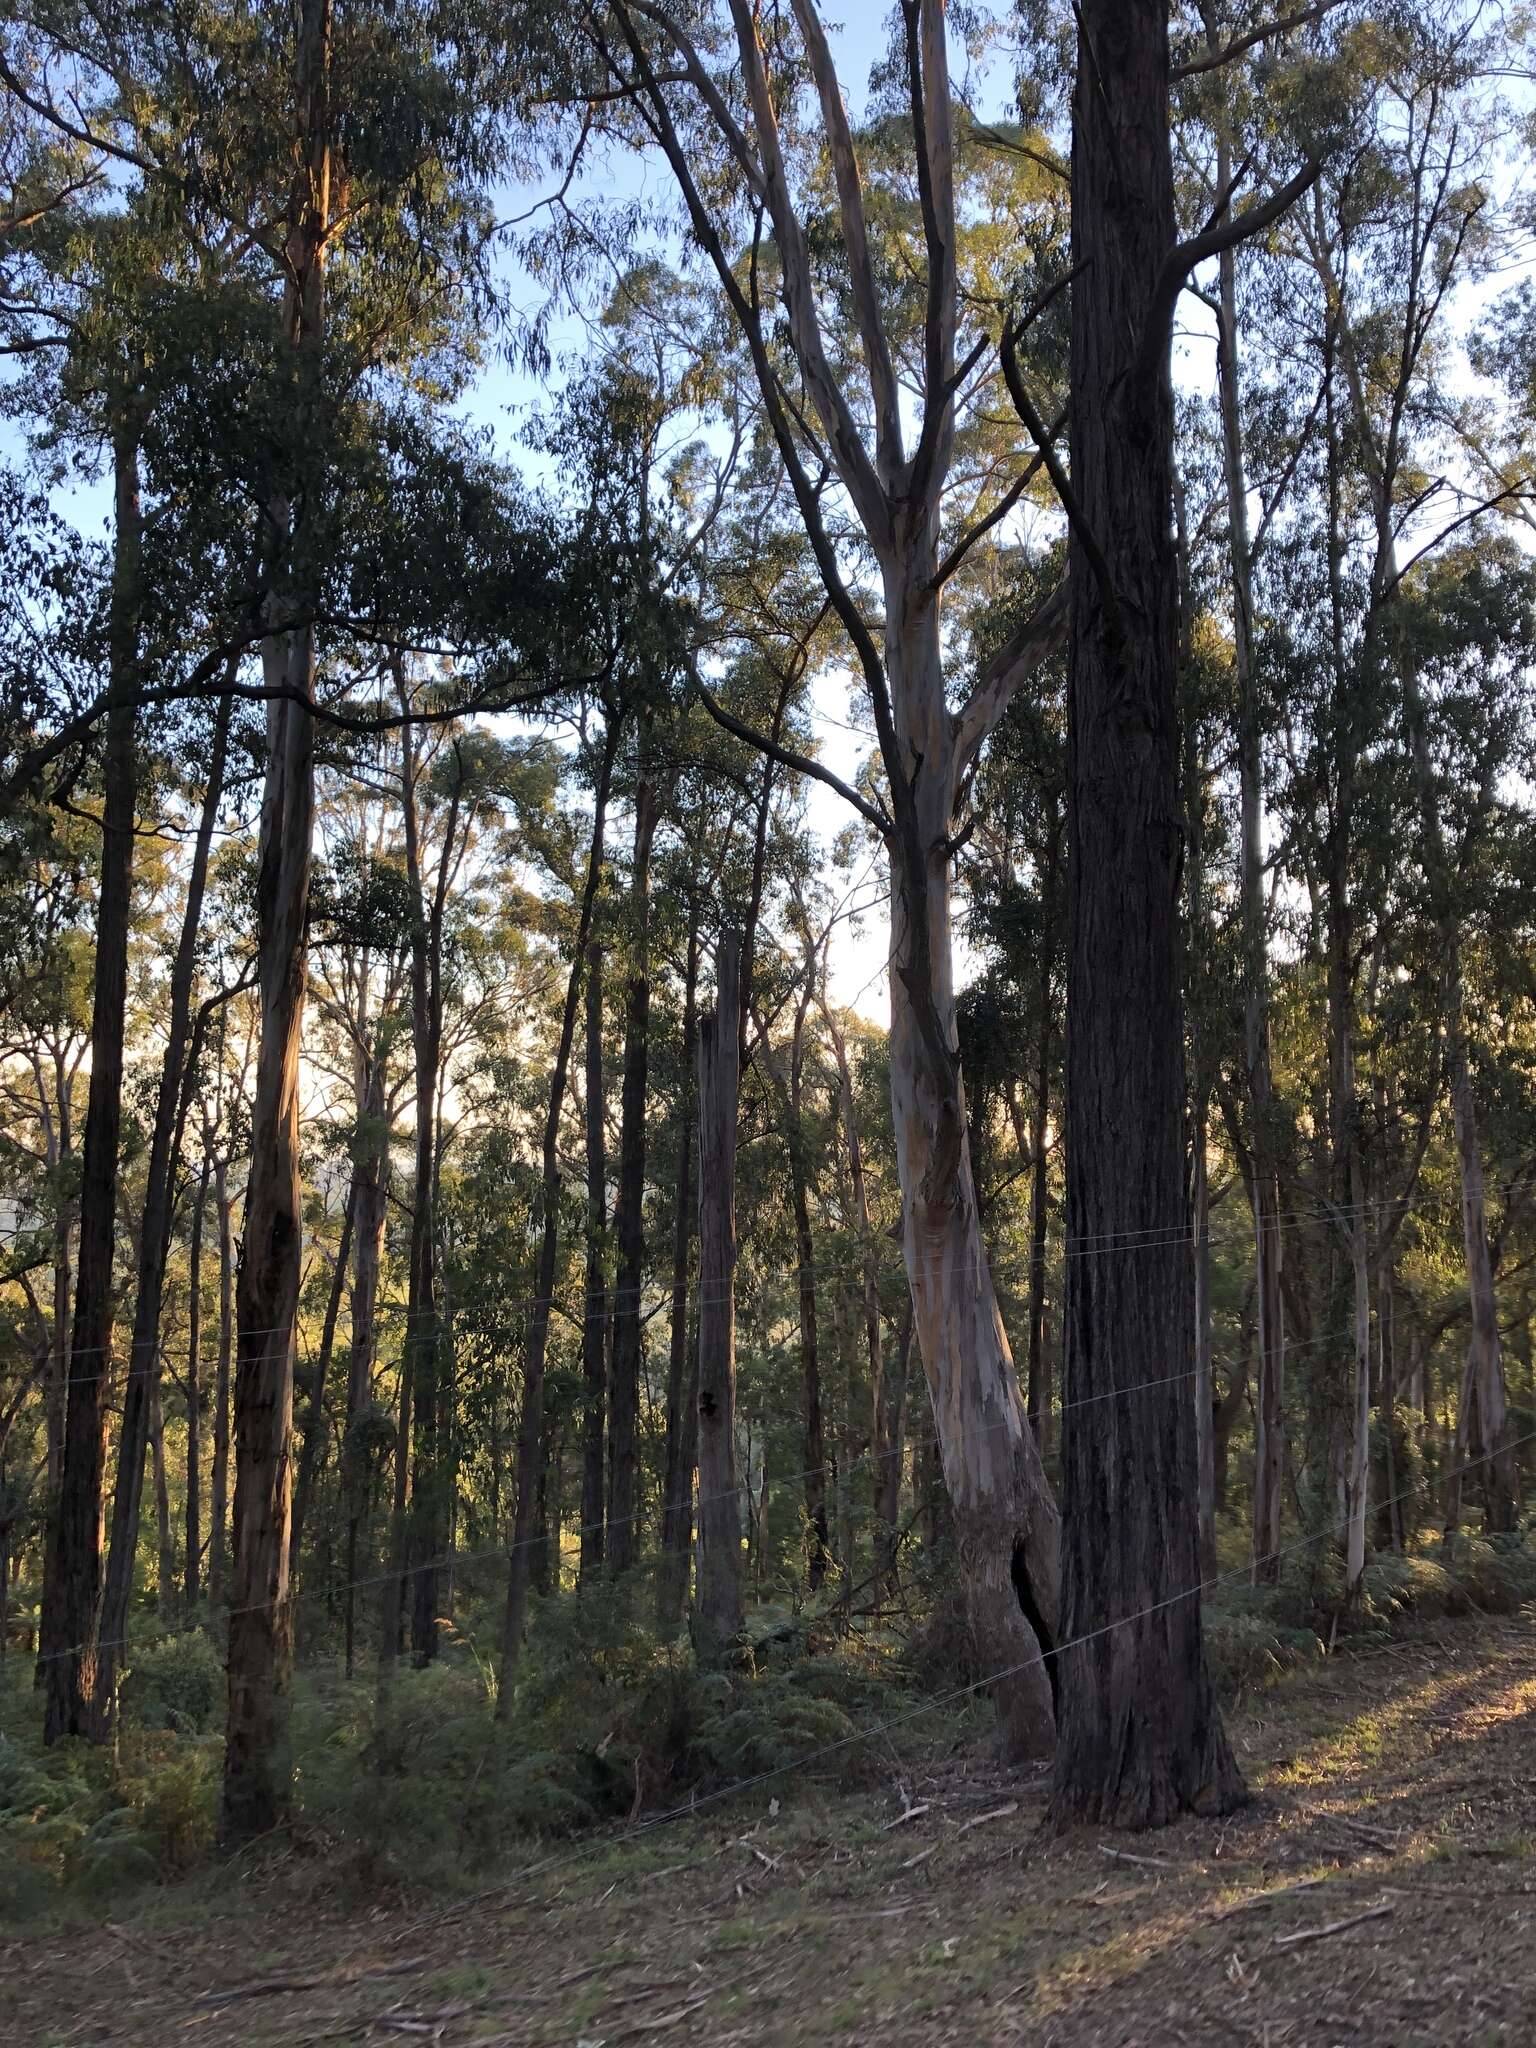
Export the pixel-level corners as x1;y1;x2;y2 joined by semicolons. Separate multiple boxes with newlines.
1203;1614;1323;1702
120;1632;225;1735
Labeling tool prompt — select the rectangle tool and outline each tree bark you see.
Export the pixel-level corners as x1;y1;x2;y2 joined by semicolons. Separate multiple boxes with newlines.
693;932;744;1664
223;0;331;1844
498;728;616;1698
607;768;658;1575
41;419;141;1744
1050;0;1243;1828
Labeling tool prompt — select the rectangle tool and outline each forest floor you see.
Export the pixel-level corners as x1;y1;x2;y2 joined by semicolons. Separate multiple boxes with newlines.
10;1609;1536;2047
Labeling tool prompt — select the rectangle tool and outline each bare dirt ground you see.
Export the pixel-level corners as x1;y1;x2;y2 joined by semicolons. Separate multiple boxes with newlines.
9;1611;1536;2047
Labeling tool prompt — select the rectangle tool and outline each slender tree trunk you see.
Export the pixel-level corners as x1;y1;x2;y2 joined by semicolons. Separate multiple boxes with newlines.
658;909;700;1626
1050;0;1242;1827
822;995;899;1599
1201;0;1287;1589
607;771;658;1575
223;0;331;1843
150;1375;174;1626
758;977;830;1589
344;1052;389;1680
402;713;458;1667
579;929;609;1583
498;730;616;1699
41;420;141;1745
185;1158;208;1612
290;1181;354;1581
97;691;232;1714
693;933;744;1665
208;1158;234;1609
1399;666;1515;1533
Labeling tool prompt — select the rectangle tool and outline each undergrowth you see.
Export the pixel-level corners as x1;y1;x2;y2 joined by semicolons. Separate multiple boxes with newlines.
4;1522;1535;1920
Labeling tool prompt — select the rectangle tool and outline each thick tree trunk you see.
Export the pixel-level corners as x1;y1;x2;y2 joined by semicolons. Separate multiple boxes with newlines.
579;929;609;1583
693;933;744;1665
1050;0;1242;1828
658;911;700;1626
223;0;331;1842
97;690;232;1713
607;772;658;1575
498;732;616;1698
885;557;1058;1761
42;422;141;1745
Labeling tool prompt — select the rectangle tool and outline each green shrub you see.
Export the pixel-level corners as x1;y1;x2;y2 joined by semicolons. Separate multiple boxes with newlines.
121;1631;224;1734
1204;1614;1322;1701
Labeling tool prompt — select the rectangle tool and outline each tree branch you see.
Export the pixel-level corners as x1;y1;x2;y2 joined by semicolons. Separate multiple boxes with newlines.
1135;157;1322;402
691;664;890;836
950;578;1070;793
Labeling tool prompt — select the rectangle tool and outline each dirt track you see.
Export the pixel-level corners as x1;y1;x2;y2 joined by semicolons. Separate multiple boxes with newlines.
10;1612;1536;2046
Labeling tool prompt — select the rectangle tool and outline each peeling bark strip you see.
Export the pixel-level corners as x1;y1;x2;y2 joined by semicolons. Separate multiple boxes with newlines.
1051;0;1243;1828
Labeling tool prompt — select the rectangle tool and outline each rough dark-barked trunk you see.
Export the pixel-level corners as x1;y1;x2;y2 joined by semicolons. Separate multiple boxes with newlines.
222;0;331;1845
41;421;141;1745
607;772;658;1575
1050;0;1243;1829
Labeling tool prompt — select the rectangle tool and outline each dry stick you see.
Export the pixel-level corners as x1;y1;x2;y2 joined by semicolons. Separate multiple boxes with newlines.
1273;1901;1394;1949
1212;1877;1326;1920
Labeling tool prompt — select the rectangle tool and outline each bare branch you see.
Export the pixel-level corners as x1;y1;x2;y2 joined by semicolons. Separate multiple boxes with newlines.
789;0;903;479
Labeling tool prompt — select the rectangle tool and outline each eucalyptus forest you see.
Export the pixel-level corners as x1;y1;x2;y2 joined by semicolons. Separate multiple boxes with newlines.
3;2;1536;2042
